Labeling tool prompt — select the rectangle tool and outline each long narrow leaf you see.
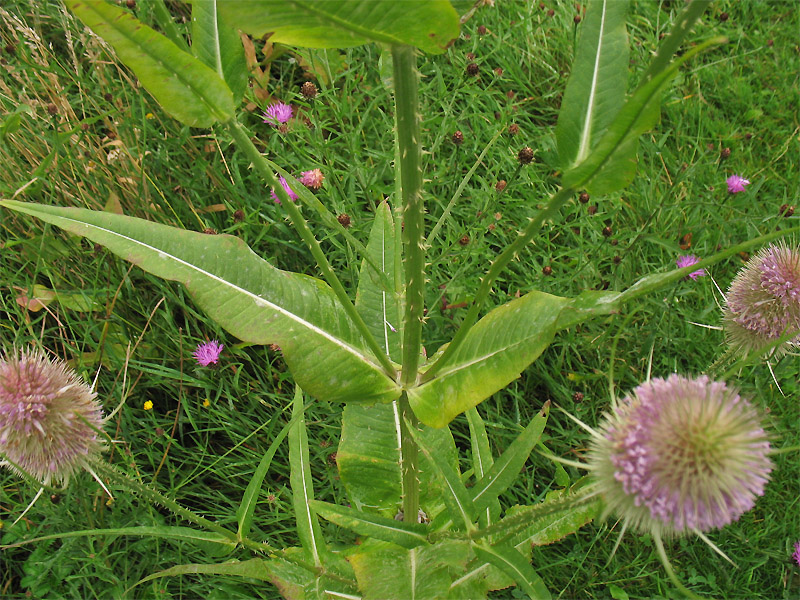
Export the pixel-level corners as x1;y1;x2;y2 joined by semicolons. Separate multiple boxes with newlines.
405;419;476;529
0;201;401;405
289;386;327;566
0;526;234;550
192;0;248;104
556;0;629;169
309;500;429;549
466;407;500;530
237;413;300;541
66;0;233;127
471;402;550;512
472;543;551;600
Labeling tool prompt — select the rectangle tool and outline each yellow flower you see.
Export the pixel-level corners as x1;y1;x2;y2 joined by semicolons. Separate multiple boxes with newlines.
145;113;155;120
202;399;210;407
143;400;153;411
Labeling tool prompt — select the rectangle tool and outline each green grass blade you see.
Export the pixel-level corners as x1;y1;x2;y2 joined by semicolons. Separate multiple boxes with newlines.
556;0;630;170
0;526;235;550
65;0;234;127
472;543;551;600
191;0;248;105
471;403;550;512
411;292;568;428
289;386;327;567
308;500;429;549
219;0;460;55
405;418;476;529
0;200;401;404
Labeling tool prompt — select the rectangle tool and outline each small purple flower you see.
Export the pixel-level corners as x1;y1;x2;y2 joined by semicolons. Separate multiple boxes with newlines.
587;374;772;537
299;169;324;190
794;541;800;567
270;176;299;204
676;254;706;280
263;102;293;127
726;174;750;194
193;340;223;366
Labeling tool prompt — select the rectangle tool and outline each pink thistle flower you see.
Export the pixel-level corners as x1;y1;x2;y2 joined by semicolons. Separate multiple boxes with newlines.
262;102;293;127
270;176;299;204
299;169;325;190
794;541;800;566
676;254;706;280
726;174;750;194
586;374;772;537
0;349;105;486
193;340;223;366
723;243;800;358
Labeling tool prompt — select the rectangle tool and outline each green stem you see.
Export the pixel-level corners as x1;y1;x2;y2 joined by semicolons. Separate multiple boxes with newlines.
423;186;576;381
226;119;397;380
398;394;420;524
392;45;425;388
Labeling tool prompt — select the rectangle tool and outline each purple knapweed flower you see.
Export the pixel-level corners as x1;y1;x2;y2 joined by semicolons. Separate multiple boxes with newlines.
299;169;324;190
263;102;293;127
723;243;800;358
676;254;706;280
794;541;800;566
726;174;750;194
193;340;223;366
270;176;299;204
0;349;105;485
586;374;772;538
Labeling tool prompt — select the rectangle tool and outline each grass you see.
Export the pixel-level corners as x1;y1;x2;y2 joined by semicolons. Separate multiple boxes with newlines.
1;0;799;598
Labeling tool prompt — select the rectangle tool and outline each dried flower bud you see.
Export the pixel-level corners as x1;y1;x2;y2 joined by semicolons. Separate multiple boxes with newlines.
718;12;729;21
542;265;552;276
495;180;507;192
579;192;590;204
125;0;136;8
779;204;795;217
547;8;555;17
103;92;113;102
613;255;622;264
587;205;598;215
233;209;245;222
46;103;58;115
459;234;470;246
202;227;217;235
452;130;464;145
508;123;520;136
720;147;731;160
572;392;584;402
466;62;479;76
337;213;351;228
300;81;318;99
574;14;582;23
477;25;487;35
506;90;516;99
494;67;503;77
517;146;534;164
466;52;476;60
602;226;612;237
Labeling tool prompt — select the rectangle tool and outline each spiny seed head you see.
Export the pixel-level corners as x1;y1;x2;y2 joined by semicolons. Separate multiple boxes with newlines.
518;146;534;164
300;81;317;99
587;374;772;537
0;349;106;486
723;243;800;358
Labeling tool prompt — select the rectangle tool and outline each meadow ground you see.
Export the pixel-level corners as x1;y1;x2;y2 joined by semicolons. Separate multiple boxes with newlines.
0;0;798;598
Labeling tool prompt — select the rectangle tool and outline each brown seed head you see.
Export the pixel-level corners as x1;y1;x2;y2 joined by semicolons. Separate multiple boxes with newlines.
337;213;352;228
718;12;728;22
494;67;503;77
477;25;487;35
542;265;552;276
508;123;520;136
459;234;470;246
452;130;464;145
126;0;136;8
47;103;58;115
300;81;318;99
547;8;555;16
720;147;731;160
574;15;582;23
587;205;598;215
466;62;479;76
613;255;622;264
103;92;113;102
579;191;590;204
495;180;507;192
4;43;16;54
573;392;584;402
506;90;516;99
202;227;217;235
779;204;795;217
518;146;535;164
233;209;245;222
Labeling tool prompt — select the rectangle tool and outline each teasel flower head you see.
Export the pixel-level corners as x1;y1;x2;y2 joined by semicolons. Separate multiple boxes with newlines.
586;374;772;539
723;242;800;358
0;349;106;487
